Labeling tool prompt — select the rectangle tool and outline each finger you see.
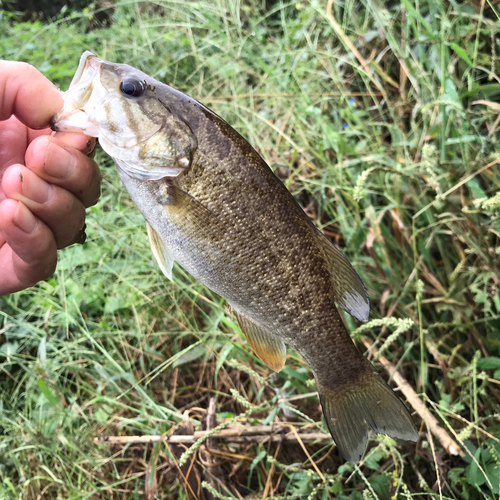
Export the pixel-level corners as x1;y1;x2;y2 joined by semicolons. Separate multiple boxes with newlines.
0;199;57;295
0;60;63;129
51;131;97;156
26;135;101;208
2;164;86;249
27;127;53;144
0;116;28;170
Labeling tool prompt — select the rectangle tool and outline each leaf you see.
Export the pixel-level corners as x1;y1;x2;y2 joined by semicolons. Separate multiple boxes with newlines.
215;343;233;386
400;0;435;39
4;478;16;494
485;463;500;494
369;474;390;500
38;336;47;362
172;343;208;367
331;480;343;494
448;43;473;66
263;406;278;425
472;100;500;111
248;450;267;487
94;408;110;423
0;342;19;357
146;441;161;500
477;357;500;370
37;379;61;407
365;448;386;470
448;467;466;486
442;78;461;106
94;405;113;423
466;448;486;487
466;178;487;200
461;84;500;99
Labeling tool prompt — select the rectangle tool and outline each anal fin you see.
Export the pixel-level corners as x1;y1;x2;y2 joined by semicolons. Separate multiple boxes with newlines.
234;310;286;372
146;222;174;281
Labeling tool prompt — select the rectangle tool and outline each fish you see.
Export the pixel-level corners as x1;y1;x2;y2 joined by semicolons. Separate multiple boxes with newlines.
51;51;418;463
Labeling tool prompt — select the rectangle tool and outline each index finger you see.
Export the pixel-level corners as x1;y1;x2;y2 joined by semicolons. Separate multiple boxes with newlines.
0;60;64;130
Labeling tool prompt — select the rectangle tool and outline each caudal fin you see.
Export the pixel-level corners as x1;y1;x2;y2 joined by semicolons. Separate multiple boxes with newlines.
318;372;418;463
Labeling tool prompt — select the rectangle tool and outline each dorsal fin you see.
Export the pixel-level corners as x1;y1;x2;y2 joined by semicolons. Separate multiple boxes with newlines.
317;232;370;322
233;310;287;372
146;222;174;281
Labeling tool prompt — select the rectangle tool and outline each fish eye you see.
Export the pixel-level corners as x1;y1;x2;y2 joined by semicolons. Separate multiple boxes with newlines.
119;78;145;98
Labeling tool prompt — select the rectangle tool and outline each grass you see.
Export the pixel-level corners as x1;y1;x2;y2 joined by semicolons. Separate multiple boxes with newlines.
0;0;499;498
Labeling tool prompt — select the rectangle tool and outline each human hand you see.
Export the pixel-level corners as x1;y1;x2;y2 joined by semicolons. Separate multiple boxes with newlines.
0;61;101;295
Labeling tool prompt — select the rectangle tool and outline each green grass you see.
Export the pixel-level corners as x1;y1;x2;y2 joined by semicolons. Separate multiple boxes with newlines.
1;0;500;498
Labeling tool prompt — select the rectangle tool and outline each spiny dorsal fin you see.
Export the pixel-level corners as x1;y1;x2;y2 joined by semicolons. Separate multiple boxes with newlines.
146;222;174;281
317;232;370;322
233;310;287;372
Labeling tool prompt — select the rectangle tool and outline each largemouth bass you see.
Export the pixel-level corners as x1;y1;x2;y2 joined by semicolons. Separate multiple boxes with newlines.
51;51;417;463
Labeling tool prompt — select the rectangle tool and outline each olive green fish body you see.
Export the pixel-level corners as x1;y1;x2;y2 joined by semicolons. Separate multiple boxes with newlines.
121;103;352;361
51;52;418;463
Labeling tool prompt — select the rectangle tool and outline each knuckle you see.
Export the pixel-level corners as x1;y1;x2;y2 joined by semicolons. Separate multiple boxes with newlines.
17;62;36;75
56;209;87;249
81;165;101;207
22;274;40;288
43;258;57;278
85;185;101;208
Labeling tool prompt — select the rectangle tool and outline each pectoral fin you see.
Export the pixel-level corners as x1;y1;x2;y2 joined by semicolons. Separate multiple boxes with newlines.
234;310;286;372
164;184;226;242
317;232;370;322
146;222;174;281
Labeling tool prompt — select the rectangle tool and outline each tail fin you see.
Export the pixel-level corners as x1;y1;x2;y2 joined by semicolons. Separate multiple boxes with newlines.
318;371;418;463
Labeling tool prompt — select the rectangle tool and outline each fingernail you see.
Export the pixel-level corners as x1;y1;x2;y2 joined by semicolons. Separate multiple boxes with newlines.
85;138;97;157
44;142;77;179
11;165;54;204
13;202;38;233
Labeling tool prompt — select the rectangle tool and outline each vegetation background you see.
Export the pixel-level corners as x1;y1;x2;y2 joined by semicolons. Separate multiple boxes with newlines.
0;0;499;498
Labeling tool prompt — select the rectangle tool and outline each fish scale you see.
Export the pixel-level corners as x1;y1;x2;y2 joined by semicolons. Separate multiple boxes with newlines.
51;51;418;463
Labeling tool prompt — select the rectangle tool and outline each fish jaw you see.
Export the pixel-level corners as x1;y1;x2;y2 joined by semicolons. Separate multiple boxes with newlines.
50;51;104;136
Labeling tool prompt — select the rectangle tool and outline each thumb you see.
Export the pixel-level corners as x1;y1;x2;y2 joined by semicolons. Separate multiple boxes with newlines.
0;60;64;130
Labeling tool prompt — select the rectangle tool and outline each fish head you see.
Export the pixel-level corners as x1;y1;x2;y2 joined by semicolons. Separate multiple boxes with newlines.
51;51;196;180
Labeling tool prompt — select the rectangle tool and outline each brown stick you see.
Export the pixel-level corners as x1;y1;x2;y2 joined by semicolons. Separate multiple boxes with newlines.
325;0;372;74
361;338;464;457
94;427;331;446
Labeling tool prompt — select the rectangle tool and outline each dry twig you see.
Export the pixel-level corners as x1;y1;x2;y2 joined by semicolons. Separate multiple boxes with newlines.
362;338;464;457
94;425;331;446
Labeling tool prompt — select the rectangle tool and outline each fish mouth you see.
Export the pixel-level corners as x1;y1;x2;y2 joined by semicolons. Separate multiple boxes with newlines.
50;51;104;136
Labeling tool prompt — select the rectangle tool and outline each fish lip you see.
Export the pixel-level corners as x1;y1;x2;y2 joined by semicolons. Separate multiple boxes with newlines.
70;50;99;88
50;51;104;135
